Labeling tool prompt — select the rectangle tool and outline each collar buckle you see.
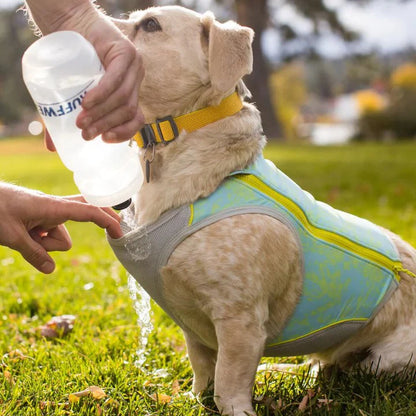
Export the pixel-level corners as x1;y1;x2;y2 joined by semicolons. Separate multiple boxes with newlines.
155;115;179;143
140;124;156;148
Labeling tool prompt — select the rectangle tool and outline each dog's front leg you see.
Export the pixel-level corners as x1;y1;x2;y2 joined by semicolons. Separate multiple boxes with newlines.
184;331;217;395
214;314;266;416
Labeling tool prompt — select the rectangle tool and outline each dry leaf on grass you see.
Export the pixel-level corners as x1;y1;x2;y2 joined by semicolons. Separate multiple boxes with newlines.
150;393;172;404
3;370;13;384
171;379;181;395
5;349;28;362
68;394;81;404
39;315;76;338
89;386;107;399
298;389;316;412
42;387;113;412
68;386;107;403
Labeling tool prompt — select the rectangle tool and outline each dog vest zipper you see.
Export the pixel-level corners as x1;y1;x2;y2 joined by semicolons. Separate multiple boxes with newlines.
108;154;402;356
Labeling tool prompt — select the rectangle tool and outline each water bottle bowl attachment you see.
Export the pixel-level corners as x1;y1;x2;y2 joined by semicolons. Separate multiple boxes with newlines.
113;199;132;211
74;161;142;207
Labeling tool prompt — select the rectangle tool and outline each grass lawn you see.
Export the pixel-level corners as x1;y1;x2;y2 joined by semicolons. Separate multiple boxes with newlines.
1;136;416;415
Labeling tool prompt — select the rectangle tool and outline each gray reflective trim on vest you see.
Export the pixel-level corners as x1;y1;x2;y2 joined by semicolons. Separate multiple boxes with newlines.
108;205;192;329
108;204;304;343
265;321;364;356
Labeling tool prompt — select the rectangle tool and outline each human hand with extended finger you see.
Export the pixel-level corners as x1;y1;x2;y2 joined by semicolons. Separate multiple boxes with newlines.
0;182;122;274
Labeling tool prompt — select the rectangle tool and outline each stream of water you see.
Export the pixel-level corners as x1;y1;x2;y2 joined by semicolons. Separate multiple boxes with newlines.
127;274;153;368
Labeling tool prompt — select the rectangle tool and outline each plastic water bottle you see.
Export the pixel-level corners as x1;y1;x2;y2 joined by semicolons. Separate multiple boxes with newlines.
22;31;143;208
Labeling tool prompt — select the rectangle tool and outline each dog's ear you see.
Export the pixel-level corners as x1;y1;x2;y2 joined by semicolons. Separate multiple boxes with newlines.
201;12;254;95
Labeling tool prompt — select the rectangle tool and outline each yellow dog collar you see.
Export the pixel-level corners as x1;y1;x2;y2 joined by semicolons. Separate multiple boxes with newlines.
134;92;243;149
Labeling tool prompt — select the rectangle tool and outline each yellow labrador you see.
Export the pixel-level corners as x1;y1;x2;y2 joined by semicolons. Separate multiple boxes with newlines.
109;6;416;416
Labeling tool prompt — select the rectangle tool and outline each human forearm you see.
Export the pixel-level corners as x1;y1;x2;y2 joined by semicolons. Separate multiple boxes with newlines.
25;0;99;35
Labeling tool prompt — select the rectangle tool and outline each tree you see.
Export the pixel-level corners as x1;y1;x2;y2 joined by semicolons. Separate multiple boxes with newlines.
234;0;281;138
214;0;360;139
0;10;34;124
269;63;306;141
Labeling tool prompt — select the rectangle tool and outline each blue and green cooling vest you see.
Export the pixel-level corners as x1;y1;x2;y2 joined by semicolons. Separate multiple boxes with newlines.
108;154;402;356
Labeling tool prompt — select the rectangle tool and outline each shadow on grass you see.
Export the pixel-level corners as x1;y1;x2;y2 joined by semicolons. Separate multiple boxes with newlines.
254;361;416;415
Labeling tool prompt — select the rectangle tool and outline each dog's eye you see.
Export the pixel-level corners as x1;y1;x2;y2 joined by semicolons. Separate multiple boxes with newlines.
136;17;161;33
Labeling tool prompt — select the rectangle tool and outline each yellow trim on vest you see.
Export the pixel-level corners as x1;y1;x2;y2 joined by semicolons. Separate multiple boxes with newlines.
394;265;416;279
267;317;368;348
235;174;403;280
188;204;194;226
134;92;244;148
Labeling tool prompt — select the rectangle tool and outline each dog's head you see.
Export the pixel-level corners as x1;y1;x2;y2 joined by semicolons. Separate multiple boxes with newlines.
114;6;254;121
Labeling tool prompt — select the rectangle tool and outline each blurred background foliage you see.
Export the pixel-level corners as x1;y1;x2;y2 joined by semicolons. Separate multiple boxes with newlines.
0;0;415;142
358;63;416;139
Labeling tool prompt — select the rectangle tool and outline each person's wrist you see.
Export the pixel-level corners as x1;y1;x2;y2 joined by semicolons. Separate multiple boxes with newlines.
26;0;99;35
48;2;101;35
56;7;125;57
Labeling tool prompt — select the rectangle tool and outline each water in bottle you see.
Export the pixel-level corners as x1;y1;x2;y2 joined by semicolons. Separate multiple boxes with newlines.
22;31;143;208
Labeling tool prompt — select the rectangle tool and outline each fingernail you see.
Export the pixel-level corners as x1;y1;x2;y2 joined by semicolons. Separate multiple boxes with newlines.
41;260;55;274
82;99;94;110
87;127;98;139
81;117;92;128
103;132;117;142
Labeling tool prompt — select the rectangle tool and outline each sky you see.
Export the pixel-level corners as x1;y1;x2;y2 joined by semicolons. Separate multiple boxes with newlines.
3;0;416;57
279;0;416;57
340;0;416;53
0;0;22;9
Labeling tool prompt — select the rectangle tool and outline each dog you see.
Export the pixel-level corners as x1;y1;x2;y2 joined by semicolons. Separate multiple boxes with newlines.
108;6;416;416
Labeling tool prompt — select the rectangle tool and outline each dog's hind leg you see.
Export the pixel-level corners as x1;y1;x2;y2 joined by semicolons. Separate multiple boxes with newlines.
184;331;217;395
213;314;266;416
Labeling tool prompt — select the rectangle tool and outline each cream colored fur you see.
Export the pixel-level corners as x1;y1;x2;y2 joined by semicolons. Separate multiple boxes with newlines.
113;6;416;416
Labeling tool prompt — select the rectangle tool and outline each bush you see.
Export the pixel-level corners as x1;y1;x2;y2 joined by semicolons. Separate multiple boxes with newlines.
358;89;416;140
358;63;416;140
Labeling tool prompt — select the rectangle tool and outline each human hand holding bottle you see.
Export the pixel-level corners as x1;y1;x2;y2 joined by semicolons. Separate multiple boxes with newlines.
25;0;144;144
23;30;143;207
